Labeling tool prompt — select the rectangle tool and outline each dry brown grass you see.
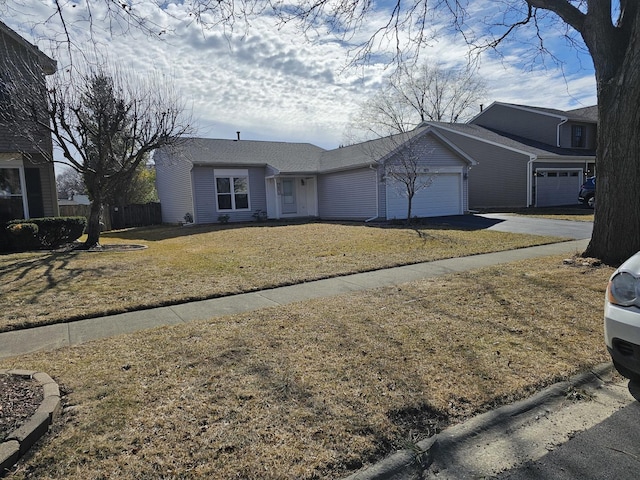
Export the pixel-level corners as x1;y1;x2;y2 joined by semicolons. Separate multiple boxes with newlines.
1;255;612;480
0;222;562;332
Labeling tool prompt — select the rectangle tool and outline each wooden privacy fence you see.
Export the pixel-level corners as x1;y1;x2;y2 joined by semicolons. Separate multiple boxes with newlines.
58;202;162;230
109;203;162;230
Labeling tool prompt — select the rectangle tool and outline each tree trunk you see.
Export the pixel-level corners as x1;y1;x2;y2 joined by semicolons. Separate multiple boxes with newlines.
84;200;103;248
583;24;640;265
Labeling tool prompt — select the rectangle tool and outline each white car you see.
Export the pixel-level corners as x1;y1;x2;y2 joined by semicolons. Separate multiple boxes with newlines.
605;252;640;382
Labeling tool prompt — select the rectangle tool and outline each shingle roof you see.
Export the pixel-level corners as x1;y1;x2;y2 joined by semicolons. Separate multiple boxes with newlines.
165;127;433;174
0;21;56;74
489;102;598;124
427;122;595;158
566;105;598;123
167;137;326;173
163;108;595;175
319;127;429;172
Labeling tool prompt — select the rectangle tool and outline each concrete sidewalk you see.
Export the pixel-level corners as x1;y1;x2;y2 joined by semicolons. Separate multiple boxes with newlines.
0;239;589;360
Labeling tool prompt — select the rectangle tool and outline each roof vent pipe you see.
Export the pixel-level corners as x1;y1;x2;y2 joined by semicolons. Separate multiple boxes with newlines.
480;104;484;112
236;131;241;141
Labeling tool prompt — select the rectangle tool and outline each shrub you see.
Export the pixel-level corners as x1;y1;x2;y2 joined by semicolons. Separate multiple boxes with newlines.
252;209;268;222
6;222;40;251
6;216;86;250
0;225;10;252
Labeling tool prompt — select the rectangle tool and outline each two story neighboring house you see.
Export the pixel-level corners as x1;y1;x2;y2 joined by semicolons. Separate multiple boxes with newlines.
425;102;597;209
0;21;59;223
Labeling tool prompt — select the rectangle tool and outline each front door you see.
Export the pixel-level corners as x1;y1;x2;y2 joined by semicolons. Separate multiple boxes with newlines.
281;179;297;214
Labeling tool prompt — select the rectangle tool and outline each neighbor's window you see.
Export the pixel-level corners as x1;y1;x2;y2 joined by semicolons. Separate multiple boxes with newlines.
215;174;249;211
0;168;25;222
571;125;585;148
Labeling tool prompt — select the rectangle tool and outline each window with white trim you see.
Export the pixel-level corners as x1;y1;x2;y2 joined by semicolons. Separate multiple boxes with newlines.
215;170;250;211
0;167;25;222
571;125;586;148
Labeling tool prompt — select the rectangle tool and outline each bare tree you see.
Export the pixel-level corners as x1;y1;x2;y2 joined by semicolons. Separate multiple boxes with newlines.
347;61;486;141
346;62;481;222
355;128;436;223
56;168;86;199
1;62;193;247
383;133;435;223
7;1;640;262
286;1;640;264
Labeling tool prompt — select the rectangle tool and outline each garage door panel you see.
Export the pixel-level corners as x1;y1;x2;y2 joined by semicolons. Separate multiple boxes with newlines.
386;173;461;219
536;170;582;207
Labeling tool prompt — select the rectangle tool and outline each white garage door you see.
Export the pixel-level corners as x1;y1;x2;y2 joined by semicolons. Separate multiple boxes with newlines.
386;173;462;219
536;170;583;207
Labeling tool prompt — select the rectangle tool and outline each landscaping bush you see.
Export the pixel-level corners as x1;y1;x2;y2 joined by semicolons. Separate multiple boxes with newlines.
0;225;10;252
6;216;86;250
5;222;40;251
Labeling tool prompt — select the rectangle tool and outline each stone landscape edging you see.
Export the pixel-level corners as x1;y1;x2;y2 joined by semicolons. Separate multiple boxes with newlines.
0;370;61;477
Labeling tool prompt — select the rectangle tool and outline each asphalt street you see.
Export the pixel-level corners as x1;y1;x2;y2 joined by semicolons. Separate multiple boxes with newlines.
494;387;640;480
426;213;593;240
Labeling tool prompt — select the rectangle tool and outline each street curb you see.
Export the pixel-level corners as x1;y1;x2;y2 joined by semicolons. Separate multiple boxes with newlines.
0;370;61;477
342;363;614;480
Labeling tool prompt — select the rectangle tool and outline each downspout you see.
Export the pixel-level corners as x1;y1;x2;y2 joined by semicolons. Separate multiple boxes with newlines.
557;117;568;147
18;165;30;219
527;156;536;207
365;163;380;222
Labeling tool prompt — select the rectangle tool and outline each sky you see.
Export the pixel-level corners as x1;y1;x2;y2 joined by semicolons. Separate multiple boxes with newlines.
4;0;597;153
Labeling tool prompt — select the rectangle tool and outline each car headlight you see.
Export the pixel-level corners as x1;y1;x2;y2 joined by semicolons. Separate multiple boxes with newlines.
608;271;640;306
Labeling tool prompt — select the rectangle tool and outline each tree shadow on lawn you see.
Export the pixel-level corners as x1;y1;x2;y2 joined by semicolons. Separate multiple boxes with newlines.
99;221;315;242
1;251;114;304
100;215;508;243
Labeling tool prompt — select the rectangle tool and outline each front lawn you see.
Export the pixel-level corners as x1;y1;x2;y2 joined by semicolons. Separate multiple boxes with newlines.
0;222;563;332
0;255;613;479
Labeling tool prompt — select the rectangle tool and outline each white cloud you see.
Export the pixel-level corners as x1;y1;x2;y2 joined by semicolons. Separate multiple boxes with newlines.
5;0;597;151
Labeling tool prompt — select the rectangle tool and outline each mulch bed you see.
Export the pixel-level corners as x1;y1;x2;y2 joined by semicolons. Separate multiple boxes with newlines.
53;243;148;253
0;374;43;442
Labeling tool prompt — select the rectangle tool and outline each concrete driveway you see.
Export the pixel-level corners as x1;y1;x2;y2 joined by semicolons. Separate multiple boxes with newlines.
426;213;593;240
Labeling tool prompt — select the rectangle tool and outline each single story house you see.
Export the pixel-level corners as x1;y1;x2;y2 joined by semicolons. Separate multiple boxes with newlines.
154;126;477;224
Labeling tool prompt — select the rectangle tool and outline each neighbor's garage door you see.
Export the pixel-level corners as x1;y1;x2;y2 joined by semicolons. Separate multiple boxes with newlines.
535;169;583;207
386;173;462;219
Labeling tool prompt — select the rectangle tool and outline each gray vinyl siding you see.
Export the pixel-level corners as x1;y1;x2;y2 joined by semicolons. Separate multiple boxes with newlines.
437;130;530;208
558;121;597;150
376;167;386;219
0;28;54;155
472;105;560;146
533;159;591;171
387;135;467;168
318;167;377;220
0;26;58;218
192;166;267;223
154;153;194;224
462;166;469;213
380;135;470;217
